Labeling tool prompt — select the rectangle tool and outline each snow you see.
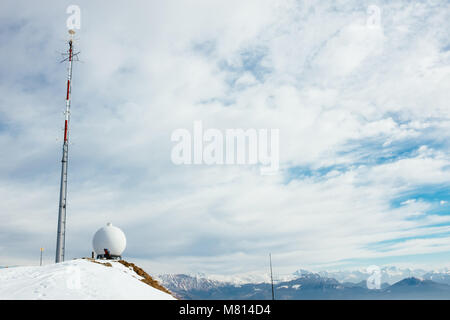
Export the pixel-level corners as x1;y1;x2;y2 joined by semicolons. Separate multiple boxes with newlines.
177;271;298;286
0;259;176;300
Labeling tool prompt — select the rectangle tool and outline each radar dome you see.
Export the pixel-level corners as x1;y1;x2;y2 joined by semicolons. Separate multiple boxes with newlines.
92;223;126;257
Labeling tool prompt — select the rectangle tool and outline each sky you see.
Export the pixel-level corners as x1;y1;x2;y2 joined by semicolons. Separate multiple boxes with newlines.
0;0;449;277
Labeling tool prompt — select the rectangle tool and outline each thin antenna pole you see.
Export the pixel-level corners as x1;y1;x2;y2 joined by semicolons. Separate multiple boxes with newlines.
55;31;76;263
269;253;275;300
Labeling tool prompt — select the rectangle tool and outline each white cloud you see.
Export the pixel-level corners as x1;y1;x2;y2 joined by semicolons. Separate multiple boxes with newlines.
0;0;449;275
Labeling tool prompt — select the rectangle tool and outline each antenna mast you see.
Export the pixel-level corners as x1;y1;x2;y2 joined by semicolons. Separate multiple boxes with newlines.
55;29;77;263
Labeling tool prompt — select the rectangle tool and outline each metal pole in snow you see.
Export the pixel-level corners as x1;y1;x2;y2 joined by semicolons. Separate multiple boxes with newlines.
270;253;275;300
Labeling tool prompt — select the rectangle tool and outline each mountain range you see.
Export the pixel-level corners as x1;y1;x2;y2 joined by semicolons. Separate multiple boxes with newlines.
158;268;450;300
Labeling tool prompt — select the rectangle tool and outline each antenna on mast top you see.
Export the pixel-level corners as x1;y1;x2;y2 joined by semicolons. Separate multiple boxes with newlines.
60;30;80;63
68;29;75;45
68;30;74;46
68;29;77;43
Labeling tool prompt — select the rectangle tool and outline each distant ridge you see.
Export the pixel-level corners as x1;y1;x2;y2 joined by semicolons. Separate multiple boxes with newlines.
159;273;450;300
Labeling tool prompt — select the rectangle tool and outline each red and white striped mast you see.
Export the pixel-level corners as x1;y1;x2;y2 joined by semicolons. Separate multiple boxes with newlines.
56;29;78;263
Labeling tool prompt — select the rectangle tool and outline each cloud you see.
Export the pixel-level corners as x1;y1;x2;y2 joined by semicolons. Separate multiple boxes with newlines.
0;0;449;275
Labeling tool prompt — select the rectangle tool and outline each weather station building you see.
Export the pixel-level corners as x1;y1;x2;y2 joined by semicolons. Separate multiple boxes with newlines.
92;223;127;260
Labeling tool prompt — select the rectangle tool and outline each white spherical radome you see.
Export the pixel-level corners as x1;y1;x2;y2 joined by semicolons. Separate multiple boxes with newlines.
92;223;126;256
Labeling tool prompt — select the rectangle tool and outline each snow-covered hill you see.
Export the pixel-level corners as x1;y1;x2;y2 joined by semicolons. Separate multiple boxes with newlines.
0;259;176;300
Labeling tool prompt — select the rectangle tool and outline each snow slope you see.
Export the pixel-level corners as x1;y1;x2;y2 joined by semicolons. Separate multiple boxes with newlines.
0;259;176;300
